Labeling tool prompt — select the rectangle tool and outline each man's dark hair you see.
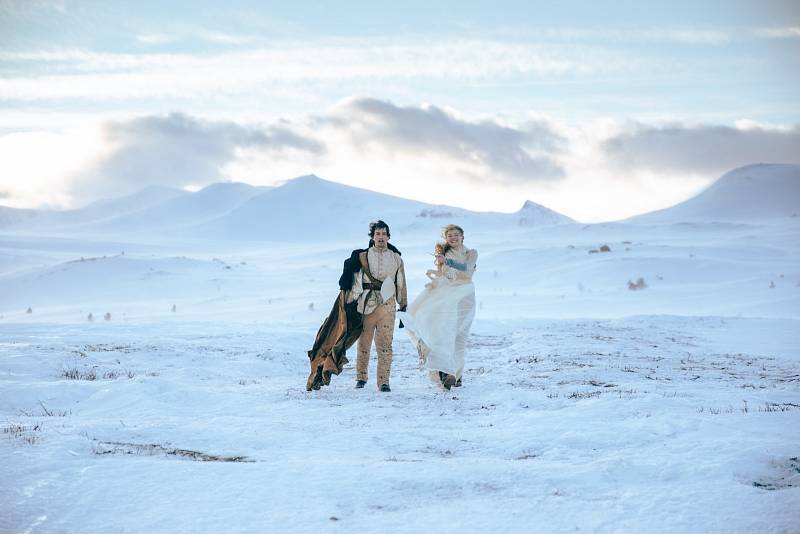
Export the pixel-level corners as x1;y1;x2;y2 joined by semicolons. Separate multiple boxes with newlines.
368;220;390;238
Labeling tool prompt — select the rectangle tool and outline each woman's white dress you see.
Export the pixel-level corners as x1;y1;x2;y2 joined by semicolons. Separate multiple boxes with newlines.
397;246;478;382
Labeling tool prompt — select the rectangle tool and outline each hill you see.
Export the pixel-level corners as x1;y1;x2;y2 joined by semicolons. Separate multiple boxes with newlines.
629;164;800;224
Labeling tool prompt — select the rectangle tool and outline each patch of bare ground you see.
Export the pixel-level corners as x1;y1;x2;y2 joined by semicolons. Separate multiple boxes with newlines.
92;440;254;462
752;457;800;491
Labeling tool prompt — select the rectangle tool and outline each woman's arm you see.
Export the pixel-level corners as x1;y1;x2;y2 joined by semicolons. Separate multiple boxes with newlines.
466;249;478;277
444;249;478;281
444;257;467;271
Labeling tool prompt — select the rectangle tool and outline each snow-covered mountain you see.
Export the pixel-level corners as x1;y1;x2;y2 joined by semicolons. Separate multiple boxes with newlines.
2;166;797;320
4;174;574;242
191;175;575;242
88;181;269;234
516;199;574;226
19;185;189;231
7;182;270;237
0;206;39;229
191;175;429;241
629;163;800;224
2;168;797;534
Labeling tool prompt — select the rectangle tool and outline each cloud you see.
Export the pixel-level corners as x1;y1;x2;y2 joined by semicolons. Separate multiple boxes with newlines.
551;28;731;45
135;30;258;47
7;101;798;221
0;40;638;102
200;31;257;45
71;112;323;201
602;123;800;175
753;26;800;38
136;33;177;45
327;98;566;182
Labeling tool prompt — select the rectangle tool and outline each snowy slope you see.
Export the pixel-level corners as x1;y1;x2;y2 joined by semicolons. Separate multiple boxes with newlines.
517;199;574;226
0;206;39;229
630;163;800;223
191;175;574;242
17;185;189;233
474;221;800;319
87;182;270;235
1;255;224;310
2;214;797;321
1;164;797;321
1;166;799;533
3;175;574;243
1;317;798;532
191;174;428;242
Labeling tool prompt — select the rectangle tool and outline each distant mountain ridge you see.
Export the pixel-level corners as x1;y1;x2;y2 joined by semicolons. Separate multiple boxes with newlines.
517;199;574;226
0;206;39;229
629;163;800;224
3;174;574;241
18;185;189;232
192;175;575;241
5;164;798;239
92;181;269;233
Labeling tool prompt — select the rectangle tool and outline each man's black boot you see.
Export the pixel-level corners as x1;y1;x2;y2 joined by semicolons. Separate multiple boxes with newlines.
355;380;366;389
379;384;391;392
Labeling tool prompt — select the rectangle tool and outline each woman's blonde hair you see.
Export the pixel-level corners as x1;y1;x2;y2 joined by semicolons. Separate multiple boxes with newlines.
435;224;465;256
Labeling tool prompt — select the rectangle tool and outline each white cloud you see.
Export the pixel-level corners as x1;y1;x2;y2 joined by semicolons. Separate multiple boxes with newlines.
0;128;103;208
752;26;800;38
602;122;800;175
665;30;730;44
69;113;322;203
136;33;177;45
324;98;566;182
489;27;732;45
200;31;257;45
3;105;798;222
0;40;641;102
135;29;260;48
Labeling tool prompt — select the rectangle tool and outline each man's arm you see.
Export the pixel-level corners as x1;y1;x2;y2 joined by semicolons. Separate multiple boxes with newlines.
396;258;408;310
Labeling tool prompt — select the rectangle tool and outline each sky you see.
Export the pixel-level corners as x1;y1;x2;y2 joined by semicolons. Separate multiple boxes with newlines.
1;0;799;222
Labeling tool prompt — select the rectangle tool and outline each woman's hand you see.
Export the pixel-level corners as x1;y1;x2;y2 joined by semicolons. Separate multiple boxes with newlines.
435;254;445;266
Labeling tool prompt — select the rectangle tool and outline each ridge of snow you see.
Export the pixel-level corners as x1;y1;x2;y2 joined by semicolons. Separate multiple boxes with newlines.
629;163;800;224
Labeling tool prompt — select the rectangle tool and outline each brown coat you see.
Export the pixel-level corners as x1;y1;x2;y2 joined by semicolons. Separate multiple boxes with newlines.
306;290;364;391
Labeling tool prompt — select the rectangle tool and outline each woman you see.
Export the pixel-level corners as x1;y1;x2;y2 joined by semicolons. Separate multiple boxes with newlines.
398;224;478;390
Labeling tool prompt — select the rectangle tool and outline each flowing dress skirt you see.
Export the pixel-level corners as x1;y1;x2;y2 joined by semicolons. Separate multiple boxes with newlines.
398;276;475;381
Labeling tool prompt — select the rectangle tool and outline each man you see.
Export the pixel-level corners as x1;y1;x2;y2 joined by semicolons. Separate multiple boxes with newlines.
347;220;407;392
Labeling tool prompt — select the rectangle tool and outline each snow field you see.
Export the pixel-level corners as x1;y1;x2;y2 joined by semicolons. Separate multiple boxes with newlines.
1;165;799;532
1;317;798;533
